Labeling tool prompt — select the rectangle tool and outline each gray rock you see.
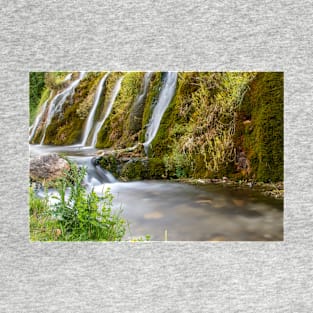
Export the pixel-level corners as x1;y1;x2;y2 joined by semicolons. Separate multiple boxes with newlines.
30;153;70;182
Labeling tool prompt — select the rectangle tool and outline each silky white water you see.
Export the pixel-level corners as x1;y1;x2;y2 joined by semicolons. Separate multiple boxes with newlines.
63;72;72;81
30;143;283;241
143;72;177;154
90;76;124;147
134;72;152;107
40;71;86;144
29;92;51;142
81;72;110;146
29;71;283;241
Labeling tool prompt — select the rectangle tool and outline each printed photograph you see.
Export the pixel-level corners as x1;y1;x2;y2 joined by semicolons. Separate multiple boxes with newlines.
29;72;283;241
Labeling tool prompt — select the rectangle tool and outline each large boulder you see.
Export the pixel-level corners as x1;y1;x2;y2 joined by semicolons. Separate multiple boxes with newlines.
30;153;70;183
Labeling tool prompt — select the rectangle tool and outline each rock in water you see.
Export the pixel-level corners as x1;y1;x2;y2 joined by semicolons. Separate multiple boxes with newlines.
30;153;70;182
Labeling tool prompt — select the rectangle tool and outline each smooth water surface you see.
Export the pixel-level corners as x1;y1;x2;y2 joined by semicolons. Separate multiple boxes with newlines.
30;144;283;241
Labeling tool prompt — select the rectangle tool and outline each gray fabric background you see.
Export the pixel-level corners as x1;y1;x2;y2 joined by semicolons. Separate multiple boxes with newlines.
0;0;312;312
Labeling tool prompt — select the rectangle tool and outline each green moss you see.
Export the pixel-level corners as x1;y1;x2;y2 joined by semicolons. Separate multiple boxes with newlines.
96;72;144;149
93;73;120;122
140;72;163;142
43;72;103;145
147;158;166;179
149;72;211;158
44;72;73;92
129;73;153;135
120;158;166;181
32;126;44;144
148;98;179;157
97;154;165;181
98;155;119;177
150;72;258;179
120;160;147;180
235;72;283;182
29;72;46;125
29;88;51;144
32;71;283;183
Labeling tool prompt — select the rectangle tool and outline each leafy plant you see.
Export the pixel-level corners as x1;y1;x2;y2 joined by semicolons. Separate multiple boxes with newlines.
29;159;127;241
52;160;126;241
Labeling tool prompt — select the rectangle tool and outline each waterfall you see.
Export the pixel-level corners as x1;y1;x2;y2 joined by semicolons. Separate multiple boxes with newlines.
54;71;85;114
81;72;110;146
90;76;124;147
29;93;51;143
40;71;86;145
129;72;152;134
143;72;177;154
134;72;152;108
63;72;72;82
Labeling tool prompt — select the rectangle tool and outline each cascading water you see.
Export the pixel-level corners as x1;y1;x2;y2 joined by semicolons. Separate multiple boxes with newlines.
133;72;152;109
29;92;51;142
29;71;283;241
40;71;85;144
143;72;177;154
128;72;152;132
63;72;72;81
90;76;124;147
81;72;110;146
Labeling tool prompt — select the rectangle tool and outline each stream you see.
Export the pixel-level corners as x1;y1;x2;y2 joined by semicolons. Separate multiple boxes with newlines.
30;144;283;241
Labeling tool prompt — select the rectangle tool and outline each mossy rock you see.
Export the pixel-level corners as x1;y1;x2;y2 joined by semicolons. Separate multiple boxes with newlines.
147;158;166;179
97;153;166;181
97;154;119;177
120;159;148;180
235;72;283;182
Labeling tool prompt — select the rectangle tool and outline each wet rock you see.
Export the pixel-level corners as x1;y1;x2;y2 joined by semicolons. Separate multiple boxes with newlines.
144;211;164;219
97;152;165;181
30;153;70;183
232;199;245;207
236;151;249;171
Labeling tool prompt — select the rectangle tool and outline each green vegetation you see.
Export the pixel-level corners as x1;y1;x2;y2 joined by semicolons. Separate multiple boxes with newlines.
120;158;165;181
96;72;144;149
42;72;103;145
150;72;256;178
96;72;283;182
30;71;283;183
235;72;284;181
140;72;163;141
44;72;71;91
29;160;126;241
29;72;45;125
97;155;165;181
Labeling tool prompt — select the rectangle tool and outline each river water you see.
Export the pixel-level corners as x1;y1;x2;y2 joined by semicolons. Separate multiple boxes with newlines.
30;144;283;241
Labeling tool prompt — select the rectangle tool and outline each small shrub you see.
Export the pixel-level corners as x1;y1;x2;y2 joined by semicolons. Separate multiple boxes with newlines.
53;160;126;241
29;159;127;241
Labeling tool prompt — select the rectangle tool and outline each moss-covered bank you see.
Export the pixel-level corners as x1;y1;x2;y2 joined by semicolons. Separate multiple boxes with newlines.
234;72;283;182
96;72;144;149
30;71;283;183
